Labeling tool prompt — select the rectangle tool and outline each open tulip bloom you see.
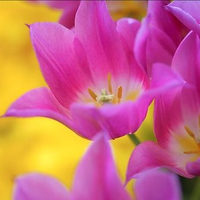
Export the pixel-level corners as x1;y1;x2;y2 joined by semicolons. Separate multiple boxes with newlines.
126;31;200;180
13;134;182;200
3;1;183;140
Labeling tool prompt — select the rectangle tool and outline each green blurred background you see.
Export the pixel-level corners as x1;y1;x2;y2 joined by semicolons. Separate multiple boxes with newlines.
0;1;151;199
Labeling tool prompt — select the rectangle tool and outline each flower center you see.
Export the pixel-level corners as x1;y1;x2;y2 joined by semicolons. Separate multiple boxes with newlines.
88;73;123;105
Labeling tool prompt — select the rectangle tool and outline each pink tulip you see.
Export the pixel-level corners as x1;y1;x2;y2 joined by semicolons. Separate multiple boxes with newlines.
127;31;200;180
4;1;181;139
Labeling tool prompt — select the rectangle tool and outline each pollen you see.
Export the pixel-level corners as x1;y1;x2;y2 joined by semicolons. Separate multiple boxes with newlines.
88;73;123;105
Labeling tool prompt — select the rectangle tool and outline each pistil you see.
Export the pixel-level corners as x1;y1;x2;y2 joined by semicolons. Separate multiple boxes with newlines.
88;73;123;105
96;88;114;104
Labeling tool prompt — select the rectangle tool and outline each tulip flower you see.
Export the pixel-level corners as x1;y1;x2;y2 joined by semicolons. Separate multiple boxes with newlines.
126;31;200;181
3;1;182;140
134;0;188;77
13;135;182;200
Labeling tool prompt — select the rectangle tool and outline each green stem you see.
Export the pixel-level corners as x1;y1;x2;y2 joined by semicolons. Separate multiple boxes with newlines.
128;134;141;146
190;177;200;200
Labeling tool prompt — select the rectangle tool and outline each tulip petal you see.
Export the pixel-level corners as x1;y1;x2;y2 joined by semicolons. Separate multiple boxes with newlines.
135;19;177;76
126;141;193;183
154;88;183;147
99;95;152;139
146;27;176;72
41;0;79;9
135;169;182;200
172;31;200;86
70;103;102;139
150;63;184;99
4;87;75;131
75;1;131;85
186;158;200;176
180;85;200;139
154;82;200;154
13;173;69;200
116;18;140;54
147;1;186;44
135;0;187;76
30;1;80;28
71;134;131;200
59;2;80;28
30;22;93;109
71;93;152;140
152;64;186;147
166;1;200;35
116;18;148;86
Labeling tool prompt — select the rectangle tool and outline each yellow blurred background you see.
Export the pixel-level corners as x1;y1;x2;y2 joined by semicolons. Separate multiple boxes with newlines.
0;1;150;199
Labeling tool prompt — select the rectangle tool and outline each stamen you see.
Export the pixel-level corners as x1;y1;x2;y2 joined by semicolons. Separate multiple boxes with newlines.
184;150;200;155
185;126;200;148
108;73;113;94
117;86;123;103
185;126;195;138
199;116;200;127
88;88;98;101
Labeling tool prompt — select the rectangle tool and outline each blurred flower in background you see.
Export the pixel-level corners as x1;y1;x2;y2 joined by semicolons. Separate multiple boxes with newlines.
13;135;182;200
0;1;149;199
31;0;147;28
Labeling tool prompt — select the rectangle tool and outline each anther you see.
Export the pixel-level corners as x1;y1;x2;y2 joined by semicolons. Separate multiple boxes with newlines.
185;126;195;138
185;126;200;146
183;150;200;155
88;88;98;101
199;117;200;127
108;73;113;94
117;86;122;103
